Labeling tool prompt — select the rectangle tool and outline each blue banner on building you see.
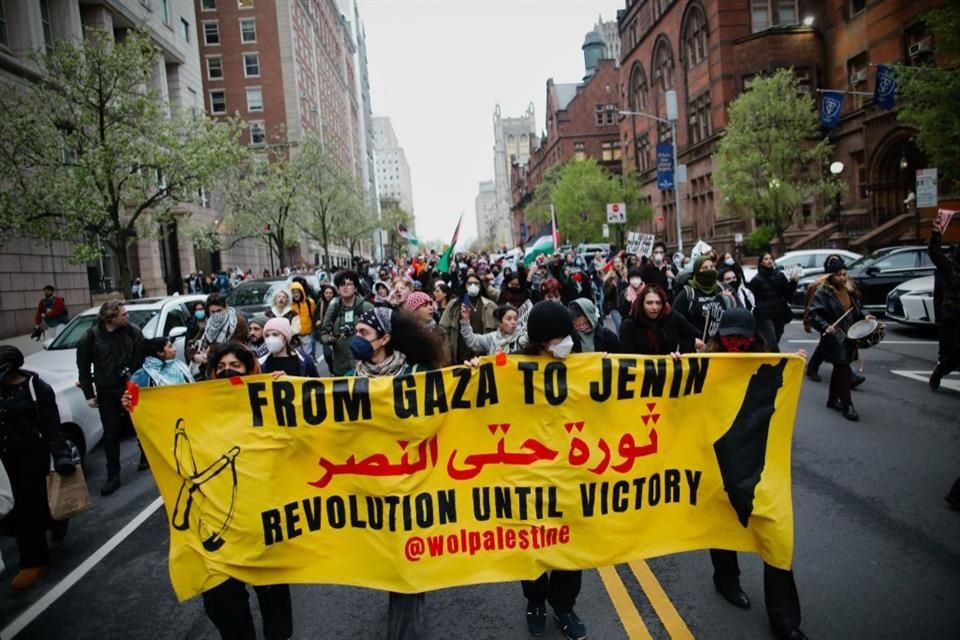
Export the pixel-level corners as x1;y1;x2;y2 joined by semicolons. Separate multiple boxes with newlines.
873;64;896;110
820;91;844;129
656;143;674;191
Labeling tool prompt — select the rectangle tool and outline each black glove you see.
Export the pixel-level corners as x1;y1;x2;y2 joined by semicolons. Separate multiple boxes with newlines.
31;326;45;341
52;451;77;475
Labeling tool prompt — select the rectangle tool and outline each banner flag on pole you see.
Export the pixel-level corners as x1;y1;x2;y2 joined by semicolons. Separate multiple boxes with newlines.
524;205;560;266
396;223;419;246
820;91;844;129
873;64;896;110
436;214;462;273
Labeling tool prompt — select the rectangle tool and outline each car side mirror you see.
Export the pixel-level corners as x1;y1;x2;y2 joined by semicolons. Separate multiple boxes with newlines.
168;326;188;340
42;338;53;350
865;266;880;275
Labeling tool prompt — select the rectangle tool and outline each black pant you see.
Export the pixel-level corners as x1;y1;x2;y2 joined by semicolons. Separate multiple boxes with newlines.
757;317;782;353
710;550;801;631
806;341;825;375
938;316;960;374
521;570;582;613
828;363;853;407
387;592;425;640
97;390;131;480
1;445;51;568
201;578;292;640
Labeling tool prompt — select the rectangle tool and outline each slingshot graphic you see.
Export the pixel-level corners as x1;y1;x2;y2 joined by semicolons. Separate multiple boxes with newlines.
171;418;240;552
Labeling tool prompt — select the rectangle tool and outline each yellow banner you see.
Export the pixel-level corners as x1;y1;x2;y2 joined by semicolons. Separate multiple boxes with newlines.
132;353;802;602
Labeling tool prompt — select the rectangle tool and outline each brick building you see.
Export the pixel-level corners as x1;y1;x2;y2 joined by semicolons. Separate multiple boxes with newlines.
616;0;944;255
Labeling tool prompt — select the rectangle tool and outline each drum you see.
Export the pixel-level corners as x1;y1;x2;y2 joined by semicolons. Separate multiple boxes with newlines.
846;318;885;349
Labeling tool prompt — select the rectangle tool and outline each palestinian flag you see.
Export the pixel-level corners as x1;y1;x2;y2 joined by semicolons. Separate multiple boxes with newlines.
523;205;560;266
437;214;462;273
397;223;419;246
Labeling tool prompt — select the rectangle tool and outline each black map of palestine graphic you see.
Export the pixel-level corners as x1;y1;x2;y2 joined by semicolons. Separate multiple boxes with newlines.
713;358;788;527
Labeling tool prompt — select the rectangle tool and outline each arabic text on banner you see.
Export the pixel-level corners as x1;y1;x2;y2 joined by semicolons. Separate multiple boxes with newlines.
131;354;802;601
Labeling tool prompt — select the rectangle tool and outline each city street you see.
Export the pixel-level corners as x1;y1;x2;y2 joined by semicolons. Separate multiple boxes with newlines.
1;321;958;640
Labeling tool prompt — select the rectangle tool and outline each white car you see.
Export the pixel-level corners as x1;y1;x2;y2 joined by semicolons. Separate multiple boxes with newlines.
23;294;207;459
886;275;936;326
775;249;862;278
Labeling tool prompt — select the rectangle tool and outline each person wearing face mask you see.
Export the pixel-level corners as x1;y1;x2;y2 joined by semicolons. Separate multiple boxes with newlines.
459;303;523;355
702;308;808;640
0;345;75;590
517;301;585;639
193;343;294;640
721;267;756;314
617;267;646;321
457;274;497;361
619;285;703;355
569;297;619;354
640;242;677;299
748;252;798;352
257;318;320;377
674;256;739;341
346;307;445;640
720;252;746;284
188;294;249;379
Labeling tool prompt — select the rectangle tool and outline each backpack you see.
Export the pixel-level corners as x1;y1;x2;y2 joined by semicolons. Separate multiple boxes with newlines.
683;285;738;314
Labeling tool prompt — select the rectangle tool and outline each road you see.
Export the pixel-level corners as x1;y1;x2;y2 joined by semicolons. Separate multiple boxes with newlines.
1;321;958;639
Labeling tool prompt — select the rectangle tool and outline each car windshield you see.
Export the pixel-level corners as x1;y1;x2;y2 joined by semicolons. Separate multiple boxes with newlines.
226;281;282;306
47;309;160;350
847;248;897;269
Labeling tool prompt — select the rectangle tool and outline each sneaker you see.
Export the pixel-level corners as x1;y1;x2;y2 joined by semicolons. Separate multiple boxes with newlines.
101;477;121;496
11;566;47;590
554;609;587;640
929;365;942;391
526;600;546;637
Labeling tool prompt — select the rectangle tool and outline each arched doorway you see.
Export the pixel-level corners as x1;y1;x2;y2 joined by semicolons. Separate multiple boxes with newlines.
868;132;924;229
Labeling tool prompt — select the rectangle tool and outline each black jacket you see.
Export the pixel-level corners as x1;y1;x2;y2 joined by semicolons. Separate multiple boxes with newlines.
0;372;68;456
77;322;144;399
929;230;960;320
619;308;699;355
808;285;864;365
748;267;796;326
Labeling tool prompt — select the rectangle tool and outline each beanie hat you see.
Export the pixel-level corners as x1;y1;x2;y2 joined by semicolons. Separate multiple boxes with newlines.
718;308;756;337
404;291;433;312
693;256;711;272
263;317;293;344
824;256;847;274
249;315;268;329
526;301;574;344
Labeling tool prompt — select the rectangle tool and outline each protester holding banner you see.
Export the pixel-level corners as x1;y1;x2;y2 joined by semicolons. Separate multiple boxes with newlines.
130;338;195;389
674;256;738;341
808;257;875;422
257;318;320;377
0;345;75;591
618;285;703;356
748;252;798;352
703;309;807;640
517;300;587;640
198;342;293;640
927;219;960;390
347;307;445;640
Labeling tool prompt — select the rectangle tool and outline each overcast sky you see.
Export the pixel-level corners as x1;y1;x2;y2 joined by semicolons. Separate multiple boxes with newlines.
359;0;625;247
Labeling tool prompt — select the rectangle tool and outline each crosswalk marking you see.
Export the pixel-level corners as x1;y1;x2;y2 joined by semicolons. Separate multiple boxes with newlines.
890;370;960;392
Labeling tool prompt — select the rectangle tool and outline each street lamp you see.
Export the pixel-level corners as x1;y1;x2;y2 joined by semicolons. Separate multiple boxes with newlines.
830;161;844;234
620;89;683;254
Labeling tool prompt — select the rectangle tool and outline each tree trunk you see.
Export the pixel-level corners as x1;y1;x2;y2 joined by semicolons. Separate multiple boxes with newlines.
111;238;132;299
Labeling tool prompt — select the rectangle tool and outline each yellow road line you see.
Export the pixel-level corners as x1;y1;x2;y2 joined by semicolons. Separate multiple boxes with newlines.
597;565;653;639
628;560;694;639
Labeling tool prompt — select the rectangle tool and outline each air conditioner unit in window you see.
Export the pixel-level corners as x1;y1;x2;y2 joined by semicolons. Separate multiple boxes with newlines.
850;69;867;85
909;39;933;57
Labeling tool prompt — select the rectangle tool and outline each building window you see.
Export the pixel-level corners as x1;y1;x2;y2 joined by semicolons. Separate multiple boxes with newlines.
637;134;651;171
628;63;648;112
243;53;260;77
246;87;263;112
652;0;673;21
181;18;190;42
595;105;606;126
684;7;707;70
602;142;621;162
653;39;674;91
846;53;869;109
688;92;712;145
40;0;53;54
751;1;799;33
160;0;171;25
203;22;220;46
605;104;617;125
574;142;586;161
849;0;866;17
206;56;223;80
239;0;254;8
209;90;226;114
239;18;257;43
250;121;265;146
201;0;216;10
0;0;9;48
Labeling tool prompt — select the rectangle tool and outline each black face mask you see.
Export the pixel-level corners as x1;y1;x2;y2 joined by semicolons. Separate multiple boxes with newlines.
216;368;244;379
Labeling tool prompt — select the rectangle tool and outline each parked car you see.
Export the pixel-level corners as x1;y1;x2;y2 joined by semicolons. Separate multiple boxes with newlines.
776;249;862;278
789;246;936;314
22;294;206;459
886;275;936;326
224;278;286;317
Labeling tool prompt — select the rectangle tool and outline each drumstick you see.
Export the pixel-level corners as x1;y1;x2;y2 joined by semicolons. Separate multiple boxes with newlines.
826;307;854;332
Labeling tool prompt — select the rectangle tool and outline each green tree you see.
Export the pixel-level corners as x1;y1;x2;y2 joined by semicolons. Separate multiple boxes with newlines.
897;0;960;193
0;30;245;294
526;159;649;245
714;69;842;244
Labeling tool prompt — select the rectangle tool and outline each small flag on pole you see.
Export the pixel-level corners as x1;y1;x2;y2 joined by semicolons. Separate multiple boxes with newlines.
437;214;462;273
873;64;896;110
523;205;561;266
396;223;419;246
820;91;844;129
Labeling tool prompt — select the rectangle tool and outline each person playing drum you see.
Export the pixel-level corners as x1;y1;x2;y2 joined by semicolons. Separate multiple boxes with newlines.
808;257;877;421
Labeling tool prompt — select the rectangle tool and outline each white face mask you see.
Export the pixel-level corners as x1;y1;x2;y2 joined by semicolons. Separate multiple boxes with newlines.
629;277;643;288
466;284;481;297
653;252;664;264
549;335;575;359
264;335;286;354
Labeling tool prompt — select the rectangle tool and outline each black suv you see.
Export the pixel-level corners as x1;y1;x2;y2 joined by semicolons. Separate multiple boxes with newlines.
790;246;936;314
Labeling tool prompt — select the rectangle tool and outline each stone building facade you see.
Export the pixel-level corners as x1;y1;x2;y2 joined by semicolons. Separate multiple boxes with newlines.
475;181;499;249
493;103;536;250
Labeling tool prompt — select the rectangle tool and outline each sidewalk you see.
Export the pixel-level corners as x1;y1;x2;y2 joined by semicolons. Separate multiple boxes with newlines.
0;332;46;358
